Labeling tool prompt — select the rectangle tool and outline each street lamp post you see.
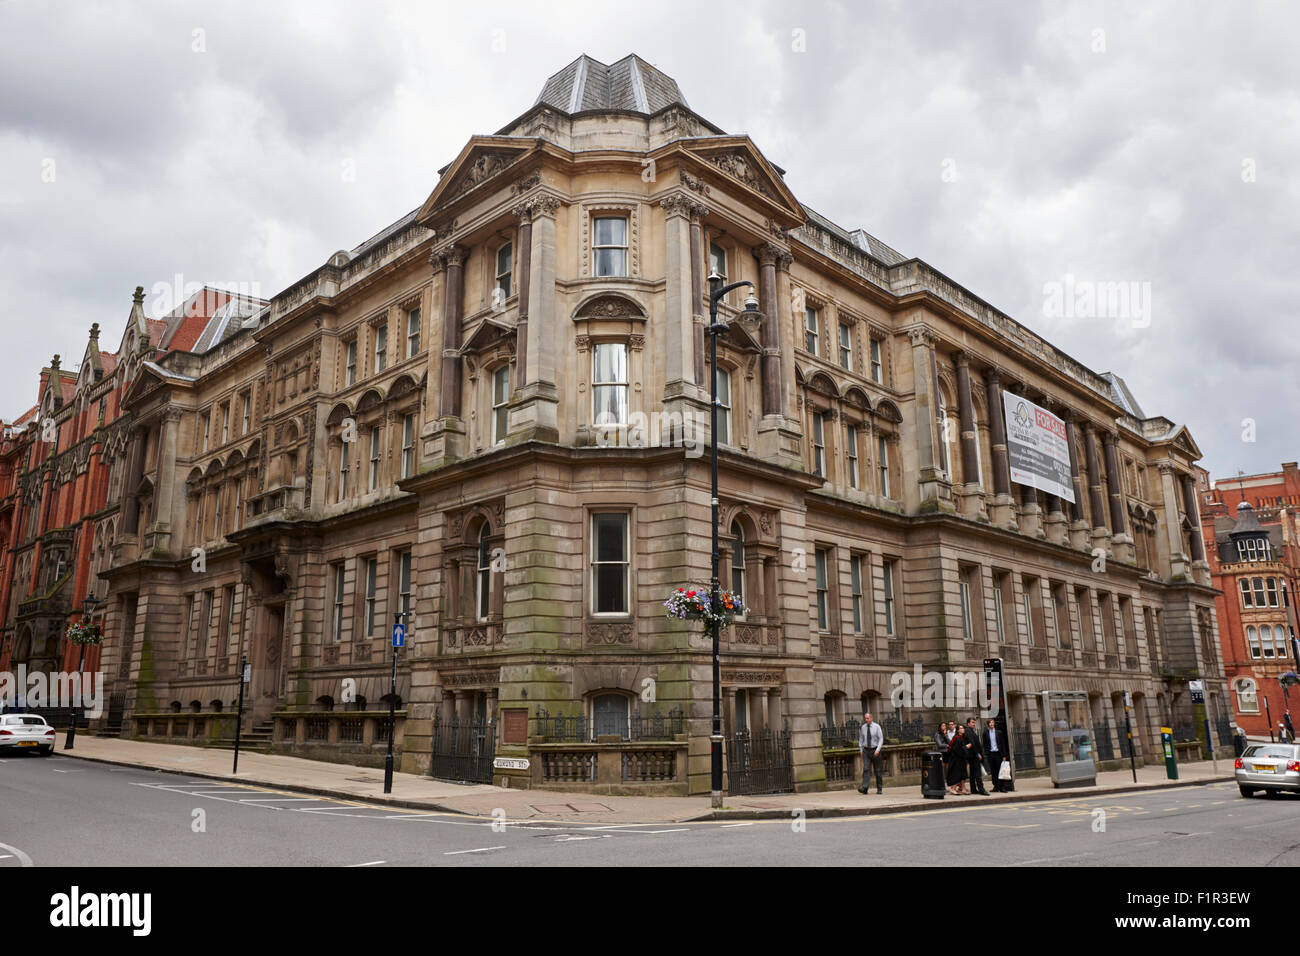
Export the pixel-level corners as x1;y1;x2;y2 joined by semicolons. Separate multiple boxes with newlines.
706;272;763;809
64;595;100;751
384;611;406;794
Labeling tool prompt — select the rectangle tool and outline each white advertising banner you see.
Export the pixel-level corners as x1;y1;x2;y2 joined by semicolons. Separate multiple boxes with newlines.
1002;392;1075;504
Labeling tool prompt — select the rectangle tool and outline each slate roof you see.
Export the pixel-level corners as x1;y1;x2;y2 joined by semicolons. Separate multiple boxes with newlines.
533;54;689;115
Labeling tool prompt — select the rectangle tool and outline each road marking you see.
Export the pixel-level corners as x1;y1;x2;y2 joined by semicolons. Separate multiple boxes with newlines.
445;846;506;855
0;843;33;867
237;797;329;803
963;822;1039;829
721;822;755;828
1012;851;1093;865
346;860;386;867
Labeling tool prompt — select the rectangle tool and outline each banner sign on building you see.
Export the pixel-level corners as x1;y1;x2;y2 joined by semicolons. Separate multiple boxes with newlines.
1002;391;1075;503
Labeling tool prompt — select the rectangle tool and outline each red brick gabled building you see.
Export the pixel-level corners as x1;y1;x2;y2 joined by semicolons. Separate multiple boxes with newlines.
0;286;266;717
1198;463;1300;736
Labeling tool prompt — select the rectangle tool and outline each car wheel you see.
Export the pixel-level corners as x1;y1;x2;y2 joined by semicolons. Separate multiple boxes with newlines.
38;746;53;756
1239;785;1256;797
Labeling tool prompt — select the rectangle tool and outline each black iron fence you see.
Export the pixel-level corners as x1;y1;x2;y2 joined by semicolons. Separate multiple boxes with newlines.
1013;728;1037;771
726;727;794;796
1173;723;1199;742
820;715;930;750
1215;717;1234;748
430;714;495;784
532;707;685;743
1094;717;1115;762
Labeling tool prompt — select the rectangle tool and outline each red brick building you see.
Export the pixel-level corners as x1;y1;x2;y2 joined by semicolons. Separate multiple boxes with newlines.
0;286;266;718
1198;463;1300;736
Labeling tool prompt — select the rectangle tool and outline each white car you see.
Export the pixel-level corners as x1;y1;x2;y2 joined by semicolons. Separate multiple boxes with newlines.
0;714;56;755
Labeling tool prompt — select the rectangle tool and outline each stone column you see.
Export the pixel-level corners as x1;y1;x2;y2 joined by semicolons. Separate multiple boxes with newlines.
425;244;467;464
985;369;1016;529
689;207;706;386
121;425;147;535
757;243;783;417
151;409;182;556
660;195;707;432
909;327;943;506
754;246;801;468
954;352;987;520
1017;477;1045;539
513;196;561;444
1180;472;1211;585
438;245;465;419
1084;424;1111;555
1041;400;1067;545
1063;413;1090;549
1158;464;1190;579
1102;431;1134;562
510;204;533;392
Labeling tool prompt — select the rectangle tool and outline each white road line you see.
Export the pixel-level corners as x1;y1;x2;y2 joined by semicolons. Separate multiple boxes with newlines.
444;846;506;855
0;843;33;867
721;823;754;828
346;860;386;867
237;797;329;803
964;822;1040;829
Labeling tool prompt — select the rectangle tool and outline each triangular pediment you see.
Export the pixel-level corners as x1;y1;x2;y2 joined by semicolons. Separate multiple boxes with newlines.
678;137;805;221
461;317;517;355
417;138;538;226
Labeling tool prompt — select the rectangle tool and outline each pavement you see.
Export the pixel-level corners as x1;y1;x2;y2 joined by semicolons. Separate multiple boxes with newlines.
43;732;1238;824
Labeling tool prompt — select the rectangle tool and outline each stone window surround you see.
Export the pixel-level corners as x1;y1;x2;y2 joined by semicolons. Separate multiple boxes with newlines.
584;503;637;621
581;199;640;279
574;321;645;441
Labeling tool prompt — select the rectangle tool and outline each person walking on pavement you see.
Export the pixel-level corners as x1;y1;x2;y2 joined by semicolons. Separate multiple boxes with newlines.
983;718;1011;792
965;717;989;795
859;712;884;794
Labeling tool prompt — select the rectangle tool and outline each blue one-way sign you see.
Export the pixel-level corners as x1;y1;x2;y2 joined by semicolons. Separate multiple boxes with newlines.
392;623;405;648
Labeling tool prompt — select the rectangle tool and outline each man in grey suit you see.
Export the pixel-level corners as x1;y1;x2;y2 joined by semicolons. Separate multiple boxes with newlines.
859;713;884;794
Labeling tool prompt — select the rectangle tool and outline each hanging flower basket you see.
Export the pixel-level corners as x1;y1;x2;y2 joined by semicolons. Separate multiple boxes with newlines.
65;619;103;646
664;586;746;628
1280;671;1300;688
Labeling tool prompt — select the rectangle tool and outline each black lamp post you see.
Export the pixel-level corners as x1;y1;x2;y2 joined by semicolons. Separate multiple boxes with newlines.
706;271;763;809
65;594;100;750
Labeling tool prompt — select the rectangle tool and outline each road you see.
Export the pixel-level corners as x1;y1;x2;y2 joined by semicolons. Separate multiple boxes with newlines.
2;754;1297;866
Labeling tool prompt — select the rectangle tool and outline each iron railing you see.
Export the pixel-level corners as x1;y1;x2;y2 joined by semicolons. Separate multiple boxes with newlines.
725;726;795;796
1013;728;1037;770
531;707;685;743
430;714;496;784
1173;724;1199;742
1094;717;1115;761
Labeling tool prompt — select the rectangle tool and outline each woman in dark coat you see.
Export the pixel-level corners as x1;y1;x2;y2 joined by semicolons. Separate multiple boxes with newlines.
934;722;950;767
946;725;969;794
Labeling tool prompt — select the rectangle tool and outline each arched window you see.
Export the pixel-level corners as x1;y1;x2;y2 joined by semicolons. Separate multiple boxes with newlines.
1240;579;1254;608
730;521;745;606
476;526;492;621
1253;578;1267;606
714;367;732;445
1260;625;1275;658
1246;625;1260;658
1266;578;1279;607
1235;678;1259;713
337;437;350;502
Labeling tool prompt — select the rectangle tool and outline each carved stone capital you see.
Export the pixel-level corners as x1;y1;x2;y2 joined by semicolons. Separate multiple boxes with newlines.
757;241;786;267
907;326;936;347
681;170;710;195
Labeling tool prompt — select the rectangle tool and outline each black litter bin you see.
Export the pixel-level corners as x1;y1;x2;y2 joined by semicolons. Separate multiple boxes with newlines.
922;751;946;799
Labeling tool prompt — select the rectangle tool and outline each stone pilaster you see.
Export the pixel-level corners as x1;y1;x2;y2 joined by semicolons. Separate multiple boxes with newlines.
984;369;1016;529
659;194;709;433
1102;430;1135;562
1063;413;1091;550
1180;471;1211;585
1084;423;1111;556
909;326;944;506
754;246;802;468
1159;464;1190;580
954;352;987;521
511;196;561;444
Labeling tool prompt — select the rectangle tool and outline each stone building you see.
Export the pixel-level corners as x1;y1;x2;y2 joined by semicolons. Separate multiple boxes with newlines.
1198;464;1300;737
88;54;1224;792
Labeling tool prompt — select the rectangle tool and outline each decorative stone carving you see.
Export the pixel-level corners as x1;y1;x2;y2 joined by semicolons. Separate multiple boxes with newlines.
681;171;709;194
511;173;541;194
585;621;634;645
707;152;774;198
576;295;644;319
441;670;498;687
721;670;783;684
449;151;517;198
735;625;761;644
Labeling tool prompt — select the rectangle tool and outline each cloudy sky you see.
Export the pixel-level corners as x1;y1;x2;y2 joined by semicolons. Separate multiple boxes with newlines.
1;0;1295;479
